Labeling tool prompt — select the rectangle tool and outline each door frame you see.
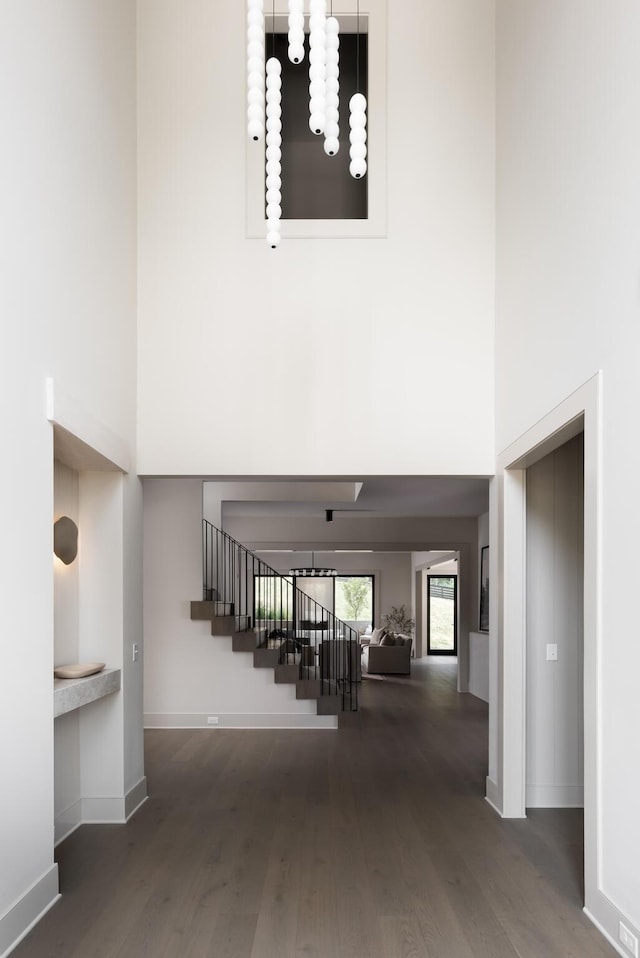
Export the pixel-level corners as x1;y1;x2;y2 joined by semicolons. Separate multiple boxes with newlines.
488;372;601;921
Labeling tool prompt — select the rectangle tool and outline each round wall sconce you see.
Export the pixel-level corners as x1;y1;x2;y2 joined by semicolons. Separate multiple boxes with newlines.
54;516;78;565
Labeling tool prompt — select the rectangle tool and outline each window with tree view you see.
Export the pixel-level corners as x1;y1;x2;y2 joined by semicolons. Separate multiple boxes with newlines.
254;576;293;629
334;575;374;630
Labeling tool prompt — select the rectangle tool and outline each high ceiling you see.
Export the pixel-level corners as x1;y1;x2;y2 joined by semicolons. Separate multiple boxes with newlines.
221;476;490;520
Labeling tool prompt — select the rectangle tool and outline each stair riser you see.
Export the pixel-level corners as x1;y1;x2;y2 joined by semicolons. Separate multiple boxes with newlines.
232;634;257;653
296;680;322;700
254;649;280;669
190;601;237;620
316;696;343;715
274;665;299;685
190;601;215;621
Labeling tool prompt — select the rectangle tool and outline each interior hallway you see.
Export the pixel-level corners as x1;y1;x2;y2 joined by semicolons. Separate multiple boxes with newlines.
15;661;615;958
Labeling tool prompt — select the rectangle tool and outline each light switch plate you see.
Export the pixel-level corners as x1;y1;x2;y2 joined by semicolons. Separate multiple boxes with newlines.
546;644;558;661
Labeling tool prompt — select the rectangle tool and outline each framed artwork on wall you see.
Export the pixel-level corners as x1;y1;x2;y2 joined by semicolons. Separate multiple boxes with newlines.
479;545;489;632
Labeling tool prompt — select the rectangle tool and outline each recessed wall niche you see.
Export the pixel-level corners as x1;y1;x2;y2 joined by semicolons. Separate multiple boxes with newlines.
54;459;80;667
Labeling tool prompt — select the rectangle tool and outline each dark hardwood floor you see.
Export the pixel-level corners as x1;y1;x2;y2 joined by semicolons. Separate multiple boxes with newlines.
15;660;616;958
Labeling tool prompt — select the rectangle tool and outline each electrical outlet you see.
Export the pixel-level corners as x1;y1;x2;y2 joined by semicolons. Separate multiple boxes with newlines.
132;643;139;663
207;716;219;725
546;643;558;661
620;922;639;958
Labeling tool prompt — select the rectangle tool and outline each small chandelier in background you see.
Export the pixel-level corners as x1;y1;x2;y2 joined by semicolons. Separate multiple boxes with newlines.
247;0;367;248
289;553;337;577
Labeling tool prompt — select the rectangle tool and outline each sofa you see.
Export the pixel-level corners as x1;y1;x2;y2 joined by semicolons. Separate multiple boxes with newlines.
361;630;413;675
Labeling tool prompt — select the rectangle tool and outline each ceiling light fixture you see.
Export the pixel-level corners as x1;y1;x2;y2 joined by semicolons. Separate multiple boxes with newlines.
247;0;367;248
348;0;367;178
288;0;305;63
289;551;337;576
247;0;266;141
265;0;283;248
323;11;340;156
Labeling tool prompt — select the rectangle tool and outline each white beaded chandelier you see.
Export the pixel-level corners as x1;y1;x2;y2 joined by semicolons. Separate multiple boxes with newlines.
246;0;368;248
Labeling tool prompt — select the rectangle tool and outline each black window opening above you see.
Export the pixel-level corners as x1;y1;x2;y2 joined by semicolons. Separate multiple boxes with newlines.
267;32;368;220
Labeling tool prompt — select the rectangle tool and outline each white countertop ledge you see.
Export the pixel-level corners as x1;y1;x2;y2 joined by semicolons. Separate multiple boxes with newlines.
54;668;121;718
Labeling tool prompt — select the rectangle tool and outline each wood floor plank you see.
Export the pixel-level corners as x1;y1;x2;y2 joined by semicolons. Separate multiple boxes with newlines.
423;844;520;958
13;661;618;958
249;824;304;958
378;915;432;958
294;825;340;958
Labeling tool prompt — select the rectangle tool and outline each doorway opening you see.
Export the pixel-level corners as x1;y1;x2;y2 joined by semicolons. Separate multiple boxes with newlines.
427;574;457;655
525;432;584;814
494;373;600;919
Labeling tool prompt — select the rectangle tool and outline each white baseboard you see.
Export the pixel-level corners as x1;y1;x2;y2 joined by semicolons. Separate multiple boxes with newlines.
55;778;148;839
584;886;640;958
469;681;489;704
125;777;148;820
0;865;60;958
54;799;82;846
525;783;584;808
485;775;503;815
144;712;338;729
81;796;127;822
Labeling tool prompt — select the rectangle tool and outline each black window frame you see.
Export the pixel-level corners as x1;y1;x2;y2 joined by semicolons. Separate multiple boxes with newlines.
427;574;457;656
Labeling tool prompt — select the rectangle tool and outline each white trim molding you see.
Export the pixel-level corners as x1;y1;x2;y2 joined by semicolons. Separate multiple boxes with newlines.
54;778;147;844
0;865;60;958
125;777;148;821
525;784;584;808
144;712;338;730
488;372;605;934
54;800;83;847
45;378;130;473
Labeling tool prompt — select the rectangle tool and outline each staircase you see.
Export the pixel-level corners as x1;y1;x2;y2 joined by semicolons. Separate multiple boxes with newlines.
190;521;358;716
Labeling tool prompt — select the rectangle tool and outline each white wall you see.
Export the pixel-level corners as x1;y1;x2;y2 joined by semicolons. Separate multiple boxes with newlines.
136;0;496;476
469;633;489;703
0;2;139;951
495;0;640;940
526;436;583;808
143;480;327;727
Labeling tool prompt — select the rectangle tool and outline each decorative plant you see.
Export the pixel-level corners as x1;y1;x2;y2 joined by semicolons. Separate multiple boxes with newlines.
381;605;415;636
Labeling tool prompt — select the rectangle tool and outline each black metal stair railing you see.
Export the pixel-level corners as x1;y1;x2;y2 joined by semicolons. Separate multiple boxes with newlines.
202;520;358;711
